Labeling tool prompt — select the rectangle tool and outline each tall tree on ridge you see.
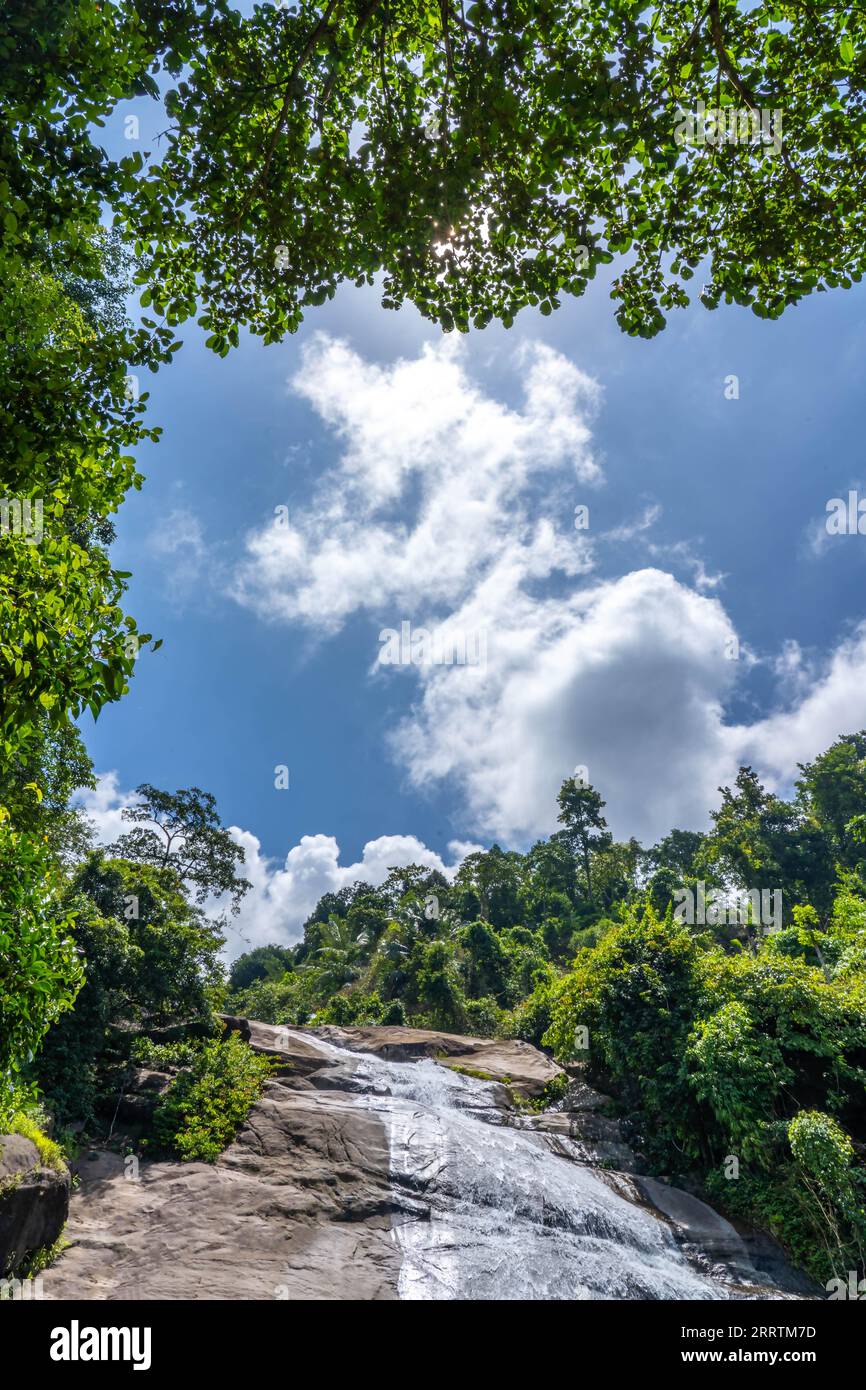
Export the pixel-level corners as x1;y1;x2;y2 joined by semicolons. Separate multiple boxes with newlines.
556;777;613;902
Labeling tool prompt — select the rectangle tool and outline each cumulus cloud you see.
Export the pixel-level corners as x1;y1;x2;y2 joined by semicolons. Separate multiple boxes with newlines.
220;829;479;957
74;771;140;844
225;334;866;855
231;333;600;630
735;623;866;788
388;566;742;845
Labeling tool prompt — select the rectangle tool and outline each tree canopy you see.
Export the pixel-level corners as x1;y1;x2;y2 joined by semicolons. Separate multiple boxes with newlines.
110;783;252;909
2;0;866;1291
3;1;864;344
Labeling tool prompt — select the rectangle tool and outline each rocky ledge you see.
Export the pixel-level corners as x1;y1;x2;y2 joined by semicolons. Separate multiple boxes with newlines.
37;1023;816;1301
304;1023;564;1098
0;1133;69;1279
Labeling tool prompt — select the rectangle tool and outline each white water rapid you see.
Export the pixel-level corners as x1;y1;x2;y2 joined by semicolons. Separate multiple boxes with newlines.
296;1034;738;1301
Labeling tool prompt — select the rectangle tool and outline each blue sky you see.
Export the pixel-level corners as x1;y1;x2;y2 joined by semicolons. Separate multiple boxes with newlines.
80;93;866;956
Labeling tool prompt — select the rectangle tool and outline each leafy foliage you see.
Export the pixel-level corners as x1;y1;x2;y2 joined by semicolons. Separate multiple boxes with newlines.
4;2;865;345
0;195;164;1126
0;246;159;767
0;817;83;1128
228;944;295;993
114;0;866;341
7;1109;66;1174
152;1033;274;1162
110;784;251;909
33;849;228;1122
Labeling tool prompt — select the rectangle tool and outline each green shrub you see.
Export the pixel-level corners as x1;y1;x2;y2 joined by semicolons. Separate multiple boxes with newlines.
7;1111;66;1174
786;1110;866;1277
706;1114;866;1285
543;906;705;1160
685;1000;788;1160
227;972;316;1026
463;996;505;1038
128;1037;200;1070
30;901;131;1124
503;980;554;1046
153;1034;273;1162
228;945;295;993
33;854;225;1124
378;999;407;1026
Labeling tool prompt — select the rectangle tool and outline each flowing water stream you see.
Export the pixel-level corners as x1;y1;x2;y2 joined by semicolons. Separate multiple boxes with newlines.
298;1033;740;1301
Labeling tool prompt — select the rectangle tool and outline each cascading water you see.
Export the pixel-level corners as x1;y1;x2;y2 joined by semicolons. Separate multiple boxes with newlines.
295;1034;737;1301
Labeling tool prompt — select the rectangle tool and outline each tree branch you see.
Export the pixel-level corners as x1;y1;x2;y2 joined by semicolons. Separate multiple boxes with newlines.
707;0;808;192
235;0;343;235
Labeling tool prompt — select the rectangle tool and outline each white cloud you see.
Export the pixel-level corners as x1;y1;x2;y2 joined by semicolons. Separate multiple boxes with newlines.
74;771;140;845
231;334;600;631
600;507;725;591
147;507;207;591
222;335;866;858
222;831;479;958
602;502;662;543
643;537;725;593
389;566;742;845
388;574;866;846
735;623;866;788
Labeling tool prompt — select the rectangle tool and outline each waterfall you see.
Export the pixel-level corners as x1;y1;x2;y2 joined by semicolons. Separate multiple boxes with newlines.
296;1034;730;1301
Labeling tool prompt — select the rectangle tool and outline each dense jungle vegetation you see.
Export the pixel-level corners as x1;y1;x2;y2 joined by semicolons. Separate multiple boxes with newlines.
1;0;865;1289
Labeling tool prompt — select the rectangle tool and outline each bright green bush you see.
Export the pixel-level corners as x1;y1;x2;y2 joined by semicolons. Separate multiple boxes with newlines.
541;892;866;1281
227;971;317;1026
128;1037;200;1070
685;1000;789;1160
34;853;225;1121
543;906;705;1158
7;1110;66;1173
503;979;555;1047
707;1112;866;1285
152;1034;273;1162
314;990;386;1026
787;1110;866;1276
463;996;506;1038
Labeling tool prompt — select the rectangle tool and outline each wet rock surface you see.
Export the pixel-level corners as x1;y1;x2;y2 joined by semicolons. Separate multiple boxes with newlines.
307;1024;564;1099
40;1023;815;1300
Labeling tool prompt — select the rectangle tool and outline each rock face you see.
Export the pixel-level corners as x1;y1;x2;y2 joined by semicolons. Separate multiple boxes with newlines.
41;1029;402;1301
296;1024;564;1098
0;1134;69;1278
39;1023;815;1301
